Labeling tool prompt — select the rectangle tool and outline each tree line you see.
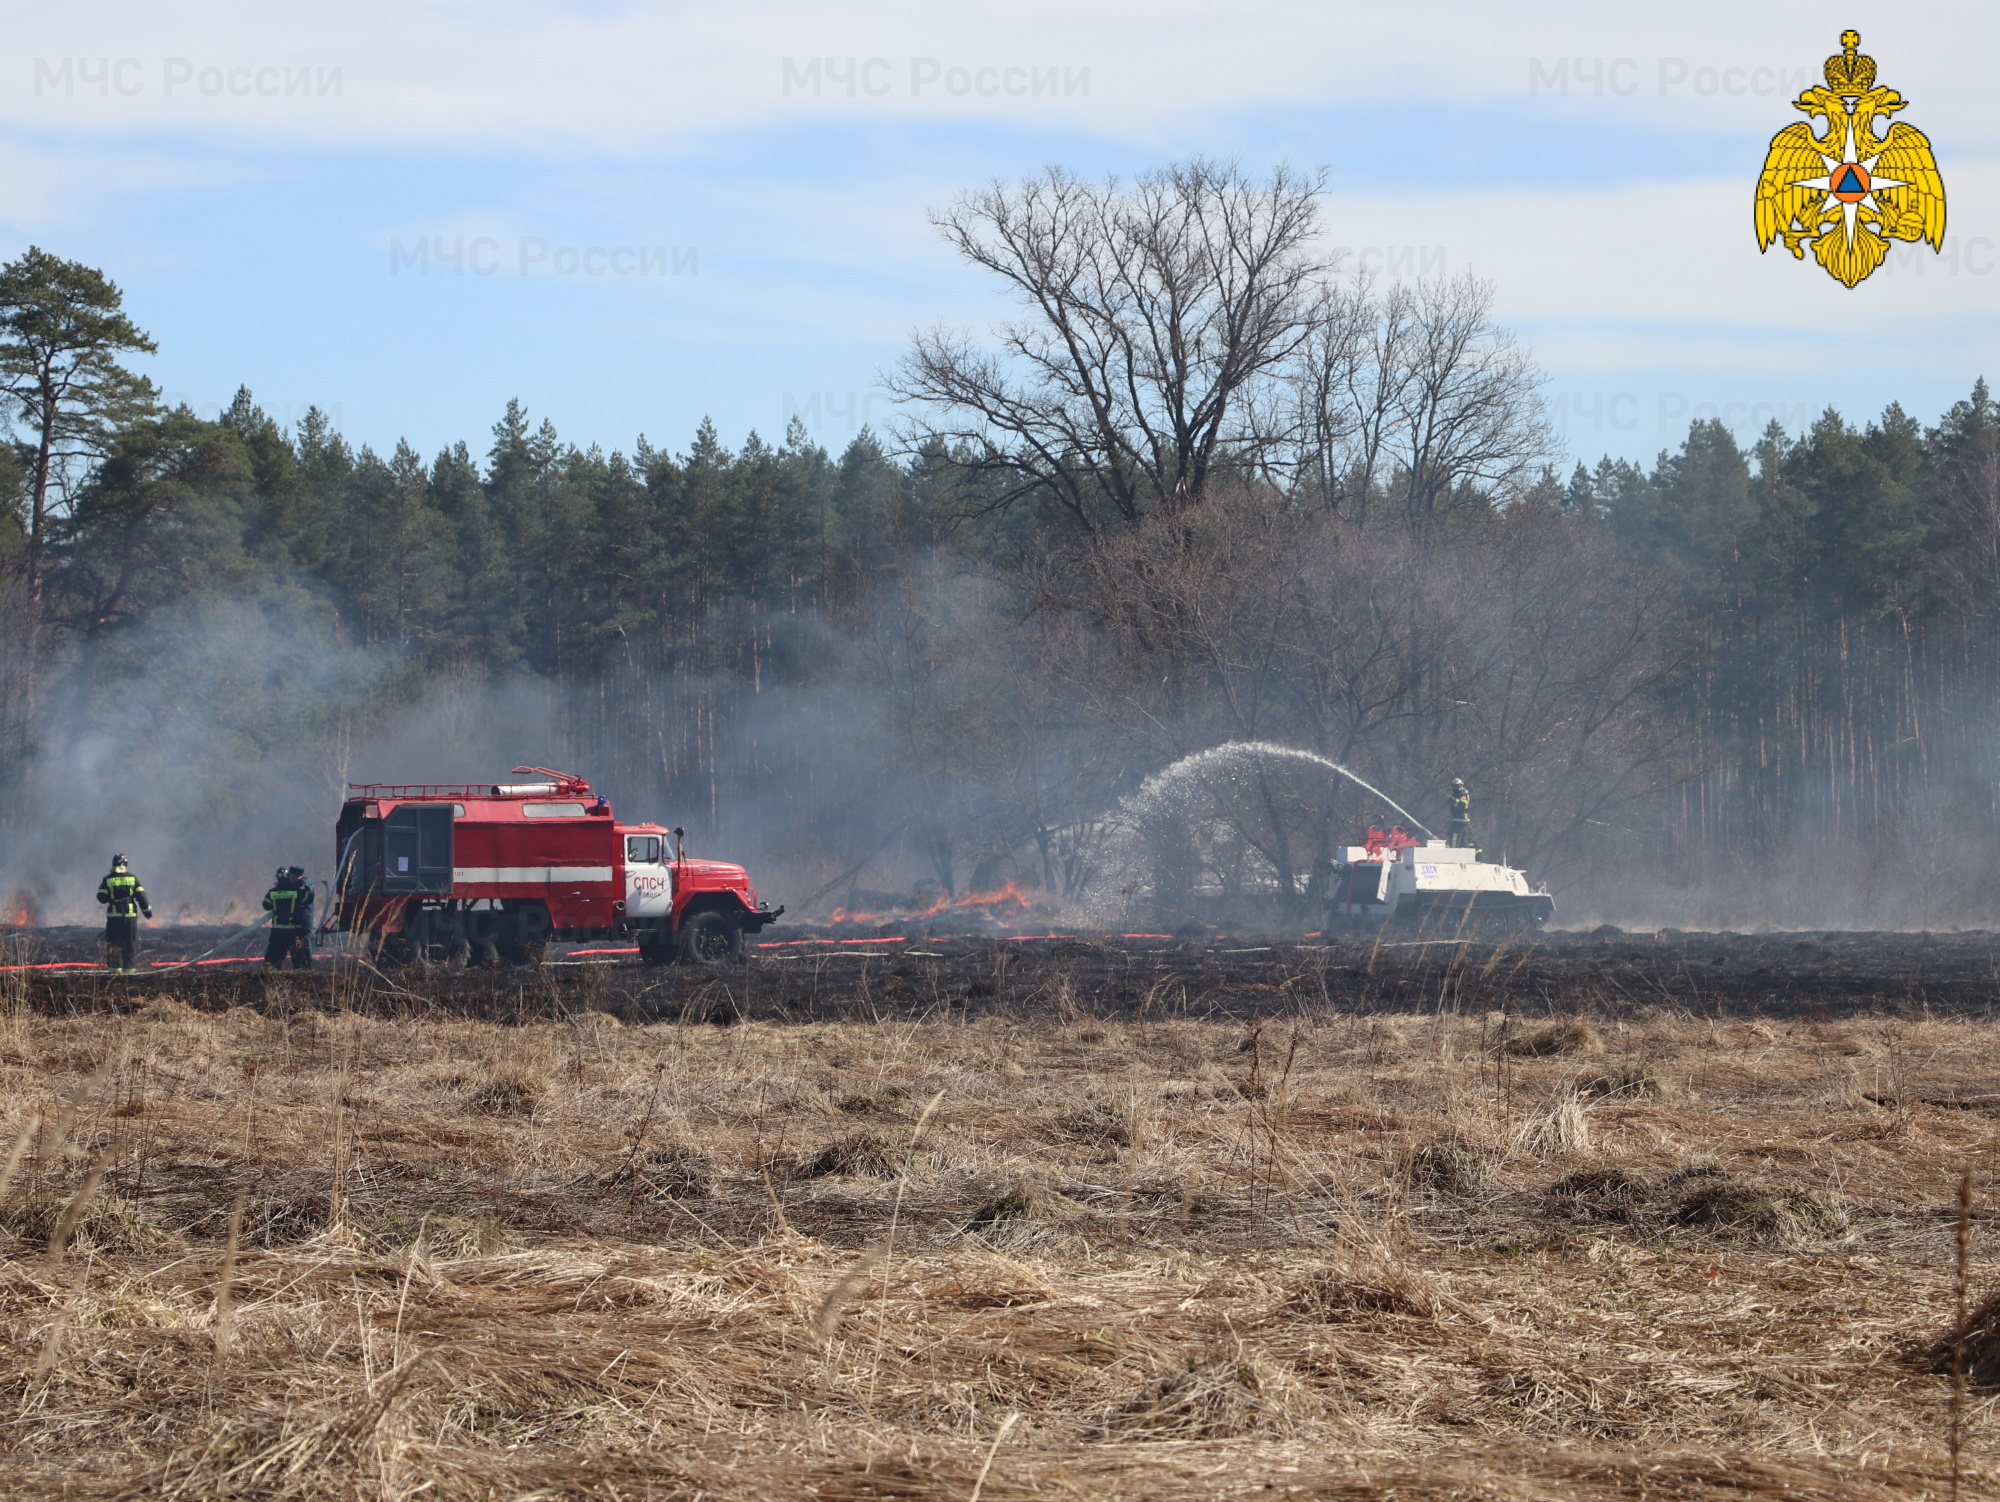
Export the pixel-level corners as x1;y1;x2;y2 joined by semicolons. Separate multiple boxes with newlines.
2;162;1996;925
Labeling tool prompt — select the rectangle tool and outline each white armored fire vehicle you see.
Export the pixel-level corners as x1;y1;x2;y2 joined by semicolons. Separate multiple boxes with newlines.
1328;838;1554;932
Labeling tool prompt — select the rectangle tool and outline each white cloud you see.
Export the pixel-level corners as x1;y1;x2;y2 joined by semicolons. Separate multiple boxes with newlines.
1322;156;2000;350
7;1;1993;153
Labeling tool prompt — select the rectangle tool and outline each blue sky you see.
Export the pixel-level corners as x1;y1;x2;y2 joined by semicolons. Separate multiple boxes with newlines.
5;1;1995;471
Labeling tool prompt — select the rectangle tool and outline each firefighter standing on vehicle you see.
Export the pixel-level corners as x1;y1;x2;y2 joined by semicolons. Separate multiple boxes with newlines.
263;867;314;970
1447;779;1474;849
96;855;152;971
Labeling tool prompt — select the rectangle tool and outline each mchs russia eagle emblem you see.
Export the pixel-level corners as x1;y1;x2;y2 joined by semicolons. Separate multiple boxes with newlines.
1755;31;1945;288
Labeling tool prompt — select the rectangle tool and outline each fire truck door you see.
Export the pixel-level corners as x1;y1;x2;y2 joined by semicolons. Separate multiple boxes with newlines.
624;834;671;917
382;805;454;894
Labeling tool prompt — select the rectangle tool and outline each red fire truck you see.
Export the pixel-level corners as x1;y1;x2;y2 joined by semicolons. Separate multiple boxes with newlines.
331;768;780;965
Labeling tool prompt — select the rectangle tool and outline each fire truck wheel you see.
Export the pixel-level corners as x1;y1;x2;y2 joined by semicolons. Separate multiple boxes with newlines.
495;936;543;967
679;909;743;966
404;913;467;968
496;904;551;966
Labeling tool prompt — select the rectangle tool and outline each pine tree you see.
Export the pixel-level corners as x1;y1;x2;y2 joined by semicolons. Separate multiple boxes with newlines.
0;247;158;616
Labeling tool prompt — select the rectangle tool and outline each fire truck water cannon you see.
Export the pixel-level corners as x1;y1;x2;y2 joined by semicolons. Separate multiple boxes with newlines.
330;768;781;966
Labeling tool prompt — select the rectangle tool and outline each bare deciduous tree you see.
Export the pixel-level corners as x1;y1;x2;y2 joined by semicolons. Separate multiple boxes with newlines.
896;161;1553;543
890;160;1331;535
1391;274;1554;524
1286;272;1553;526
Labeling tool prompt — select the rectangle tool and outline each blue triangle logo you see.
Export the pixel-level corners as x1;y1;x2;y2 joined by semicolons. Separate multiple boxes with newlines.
1835;166;1865;194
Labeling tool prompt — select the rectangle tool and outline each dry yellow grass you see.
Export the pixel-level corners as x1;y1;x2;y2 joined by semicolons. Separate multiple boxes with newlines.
0;986;1993;1498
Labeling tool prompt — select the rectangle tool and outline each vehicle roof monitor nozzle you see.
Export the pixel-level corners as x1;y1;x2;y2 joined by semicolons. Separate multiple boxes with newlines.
509;765;590;795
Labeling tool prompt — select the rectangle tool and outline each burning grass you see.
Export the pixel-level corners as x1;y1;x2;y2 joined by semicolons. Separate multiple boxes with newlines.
0;945;1993;1498
826;877;1046;929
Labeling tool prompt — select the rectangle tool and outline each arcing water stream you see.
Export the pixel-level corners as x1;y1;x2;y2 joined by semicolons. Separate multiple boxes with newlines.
1083;741;1438;922
1127;741;1435;839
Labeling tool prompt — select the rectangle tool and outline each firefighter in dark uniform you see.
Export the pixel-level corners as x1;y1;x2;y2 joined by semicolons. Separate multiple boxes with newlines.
95;855;152;970
263;866;314;970
1447;778;1474;849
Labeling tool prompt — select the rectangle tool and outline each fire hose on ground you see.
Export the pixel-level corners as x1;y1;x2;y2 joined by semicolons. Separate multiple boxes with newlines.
0;914;273;974
0;841;359;974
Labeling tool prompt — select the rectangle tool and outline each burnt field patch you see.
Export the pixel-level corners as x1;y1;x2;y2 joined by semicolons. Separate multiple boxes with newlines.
6;925;2000;1023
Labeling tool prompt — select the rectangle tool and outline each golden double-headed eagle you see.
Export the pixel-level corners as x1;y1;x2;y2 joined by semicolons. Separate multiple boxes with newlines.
1755;31;1945;288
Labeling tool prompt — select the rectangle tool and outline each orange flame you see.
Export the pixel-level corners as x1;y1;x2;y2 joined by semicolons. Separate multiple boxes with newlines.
4;892;37;928
950;880;1035;912
828;907;885;925
829;879;1037;926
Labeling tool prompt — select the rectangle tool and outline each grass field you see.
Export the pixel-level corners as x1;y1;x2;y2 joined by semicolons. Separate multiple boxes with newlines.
0;936;1995;1498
